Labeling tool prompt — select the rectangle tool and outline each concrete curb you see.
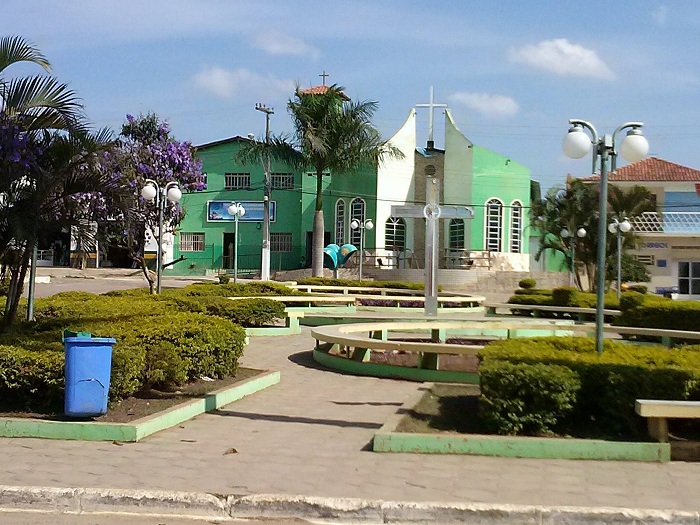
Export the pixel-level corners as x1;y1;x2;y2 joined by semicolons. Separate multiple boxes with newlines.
1;485;698;524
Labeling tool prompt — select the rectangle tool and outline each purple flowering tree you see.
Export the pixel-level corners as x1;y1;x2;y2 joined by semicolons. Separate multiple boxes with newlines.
95;113;205;293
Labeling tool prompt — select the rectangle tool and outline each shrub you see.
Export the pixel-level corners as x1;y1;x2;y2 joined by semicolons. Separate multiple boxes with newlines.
181;281;301;297
614;298;700;334
0;345;64;411
627;284;647;294
480;337;700;438
479;361;580;436
218;274;231;284
518;278;537;289
513;288;552;296
618;291;646;312
174;296;285;327
2;290;250;404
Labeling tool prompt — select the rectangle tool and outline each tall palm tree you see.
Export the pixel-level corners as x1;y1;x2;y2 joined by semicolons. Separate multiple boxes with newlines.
239;84;402;276
0;36;98;328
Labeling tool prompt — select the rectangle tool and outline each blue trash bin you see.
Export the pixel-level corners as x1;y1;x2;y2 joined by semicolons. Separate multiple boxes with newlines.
63;334;116;417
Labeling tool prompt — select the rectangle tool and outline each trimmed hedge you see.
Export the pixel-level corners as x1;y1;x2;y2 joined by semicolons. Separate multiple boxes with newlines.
479;361;580;436
0;289;261;411
614;296;700;333
479;337;700;438
518;277;537;289
507;287;620;312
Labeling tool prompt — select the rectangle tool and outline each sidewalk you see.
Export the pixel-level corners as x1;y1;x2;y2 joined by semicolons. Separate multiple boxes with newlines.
1;326;699;519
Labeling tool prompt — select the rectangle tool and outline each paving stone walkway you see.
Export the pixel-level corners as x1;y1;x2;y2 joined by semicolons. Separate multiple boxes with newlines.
1;327;699;512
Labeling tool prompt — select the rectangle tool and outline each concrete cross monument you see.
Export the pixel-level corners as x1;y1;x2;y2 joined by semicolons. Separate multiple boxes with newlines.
392;177;473;316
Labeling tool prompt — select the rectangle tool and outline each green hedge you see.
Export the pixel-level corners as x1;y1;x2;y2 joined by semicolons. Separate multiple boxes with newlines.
508;287;620;311
614;296;700;333
479;361;580;436
479;337;700;438
0;290;256;411
173;296;286;327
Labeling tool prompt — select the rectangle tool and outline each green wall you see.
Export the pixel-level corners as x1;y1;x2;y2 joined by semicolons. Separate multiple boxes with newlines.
470;145;531;253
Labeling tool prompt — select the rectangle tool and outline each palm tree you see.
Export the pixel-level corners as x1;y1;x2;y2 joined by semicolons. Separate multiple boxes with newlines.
1;36;84;133
0;35;101;328
239;84;402;276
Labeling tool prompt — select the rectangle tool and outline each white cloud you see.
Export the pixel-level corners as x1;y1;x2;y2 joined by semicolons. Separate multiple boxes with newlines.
192;66;295;99
251;30;320;58
651;5;668;25
448;92;519;118
509;38;615;80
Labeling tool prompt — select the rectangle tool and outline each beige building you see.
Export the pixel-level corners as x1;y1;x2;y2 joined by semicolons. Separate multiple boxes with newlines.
584;157;700;297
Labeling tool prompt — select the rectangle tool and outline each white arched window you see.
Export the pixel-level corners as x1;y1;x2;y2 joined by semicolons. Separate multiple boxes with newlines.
485;198;503;252
349;198;365;246
335;199;346;245
510;200;523;253
385;217;406;251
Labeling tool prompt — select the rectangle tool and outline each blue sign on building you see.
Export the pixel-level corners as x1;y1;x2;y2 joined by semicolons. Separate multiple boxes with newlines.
206;201;276;222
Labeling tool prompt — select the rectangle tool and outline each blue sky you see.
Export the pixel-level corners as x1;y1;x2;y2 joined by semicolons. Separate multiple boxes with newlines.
3;1;700;191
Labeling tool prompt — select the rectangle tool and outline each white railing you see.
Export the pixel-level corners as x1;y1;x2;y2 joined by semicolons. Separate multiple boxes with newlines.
631;212;700;234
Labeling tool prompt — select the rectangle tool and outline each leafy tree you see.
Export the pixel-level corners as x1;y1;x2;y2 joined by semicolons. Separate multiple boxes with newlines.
238;84;401;276
93;114;205;293
531;179;655;292
0;36;110;328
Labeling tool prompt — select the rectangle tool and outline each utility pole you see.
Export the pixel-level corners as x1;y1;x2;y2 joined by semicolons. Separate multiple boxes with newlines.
255;103;274;281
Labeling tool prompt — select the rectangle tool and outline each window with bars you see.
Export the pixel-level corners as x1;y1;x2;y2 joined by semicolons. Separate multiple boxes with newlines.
350;198;366;246
385;217;406;251
678;261;700;294
510;200;522;253
180;232;205;252
224;173;250;190
270;232;293;252
271;173;294;189
485;198;503;252
636;254;655;265
449;219;465;250
335;199;346;245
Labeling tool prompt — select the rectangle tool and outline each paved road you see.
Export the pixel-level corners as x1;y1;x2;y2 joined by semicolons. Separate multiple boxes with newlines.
0;511;316;524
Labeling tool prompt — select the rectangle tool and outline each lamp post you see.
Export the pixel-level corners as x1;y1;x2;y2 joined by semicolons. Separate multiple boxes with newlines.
609;218;632;300
228;202;246;284
350;218;374;282
560;227;587;288
563;120;648;354
255;103;274;281
141;179;182;294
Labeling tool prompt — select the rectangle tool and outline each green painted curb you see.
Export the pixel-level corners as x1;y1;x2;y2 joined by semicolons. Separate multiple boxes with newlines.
0;370;280;442
313;349;479;384
373;431;670;462
373;384;670;463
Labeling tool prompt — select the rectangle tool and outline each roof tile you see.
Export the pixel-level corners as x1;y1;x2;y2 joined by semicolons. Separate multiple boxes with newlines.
581;157;700;182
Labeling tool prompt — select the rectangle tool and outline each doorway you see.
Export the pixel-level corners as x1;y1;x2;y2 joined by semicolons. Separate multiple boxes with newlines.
223;232;236;269
305;231;331;268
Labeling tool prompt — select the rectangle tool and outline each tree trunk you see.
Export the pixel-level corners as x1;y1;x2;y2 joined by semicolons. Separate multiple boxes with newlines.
311;170;325;277
312;210;325;277
133;254;156;294
2;249;31;331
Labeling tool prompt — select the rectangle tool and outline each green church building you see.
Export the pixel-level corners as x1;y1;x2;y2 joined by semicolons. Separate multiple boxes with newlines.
171;89;533;277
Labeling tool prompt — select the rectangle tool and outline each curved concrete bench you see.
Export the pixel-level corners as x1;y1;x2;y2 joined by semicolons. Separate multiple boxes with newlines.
310;319;578;383
311;319;700;382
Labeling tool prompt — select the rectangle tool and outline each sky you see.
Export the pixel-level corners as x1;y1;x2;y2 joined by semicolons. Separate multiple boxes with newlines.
3;0;700;192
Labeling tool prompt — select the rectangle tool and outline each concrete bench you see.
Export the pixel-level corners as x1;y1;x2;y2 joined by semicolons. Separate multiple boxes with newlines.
635;399;700;442
484;302;620;321
228;295;356;308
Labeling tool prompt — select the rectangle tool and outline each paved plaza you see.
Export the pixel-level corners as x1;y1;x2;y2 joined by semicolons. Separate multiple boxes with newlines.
1;270;699;521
